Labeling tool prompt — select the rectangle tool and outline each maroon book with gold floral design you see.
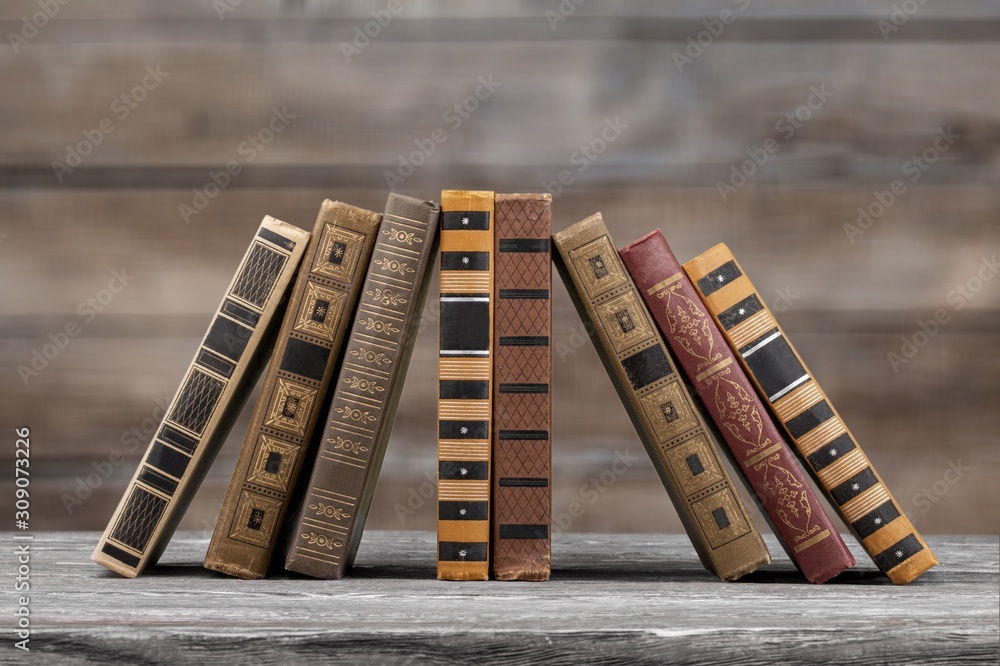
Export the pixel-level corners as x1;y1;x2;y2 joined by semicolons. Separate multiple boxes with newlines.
620;230;855;583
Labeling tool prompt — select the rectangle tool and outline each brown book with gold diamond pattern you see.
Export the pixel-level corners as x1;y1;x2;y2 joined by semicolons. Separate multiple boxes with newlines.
491;193;552;581
204;201;381;579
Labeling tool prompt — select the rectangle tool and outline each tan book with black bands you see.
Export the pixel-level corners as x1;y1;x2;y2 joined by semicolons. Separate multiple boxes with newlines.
284;194;440;579
553;214;770;581
491;193;552;581
684;244;937;584
437;190;494;581
204;201;381;579
94;216;310;577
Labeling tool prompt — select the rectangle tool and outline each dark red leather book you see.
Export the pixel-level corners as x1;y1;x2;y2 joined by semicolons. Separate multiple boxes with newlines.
620;230;855;583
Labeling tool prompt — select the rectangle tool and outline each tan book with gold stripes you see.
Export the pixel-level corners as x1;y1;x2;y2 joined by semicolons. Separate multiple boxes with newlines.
437;190;494;580
684;243;937;584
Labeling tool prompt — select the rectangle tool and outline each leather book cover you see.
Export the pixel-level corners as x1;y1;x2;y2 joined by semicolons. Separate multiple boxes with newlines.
621;231;855;584
284;194;440;579
204;201;381;579
93;217;310;577
491;193;552;581
684;243;937;584
553;214;770;582
437;190;494;581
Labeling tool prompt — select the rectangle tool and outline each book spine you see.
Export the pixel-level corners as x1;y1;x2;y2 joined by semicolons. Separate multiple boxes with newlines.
553;214;771;582
683;243;938;584
92;217;310;577
204;201;381;579
437;190;495;581
621;231;855;584
284;194;440;579
491;193;552;582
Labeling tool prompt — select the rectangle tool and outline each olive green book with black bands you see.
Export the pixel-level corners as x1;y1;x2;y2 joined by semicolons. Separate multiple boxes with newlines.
552;214;770;582
204;201;382;579
93;216;310;578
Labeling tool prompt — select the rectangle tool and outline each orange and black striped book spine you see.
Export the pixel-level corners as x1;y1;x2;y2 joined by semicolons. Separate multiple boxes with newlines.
437;190;494;580
684;244;937;584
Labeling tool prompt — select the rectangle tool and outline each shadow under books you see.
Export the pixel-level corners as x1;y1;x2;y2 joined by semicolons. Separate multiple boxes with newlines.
96;560;898;586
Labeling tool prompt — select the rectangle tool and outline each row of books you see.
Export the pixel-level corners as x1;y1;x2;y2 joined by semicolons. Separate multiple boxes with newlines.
92;191;936;585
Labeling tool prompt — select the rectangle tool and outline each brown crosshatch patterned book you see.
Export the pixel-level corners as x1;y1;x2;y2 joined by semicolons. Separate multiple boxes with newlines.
621;230;855;584
204;201;381;579
553;214;770;582
93;216;310;578
437;190;495;581
684;243;937;584
284;194;440;579
491;193;552;581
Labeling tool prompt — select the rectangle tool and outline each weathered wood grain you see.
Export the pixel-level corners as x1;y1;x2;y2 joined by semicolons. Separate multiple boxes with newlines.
1;532;996;664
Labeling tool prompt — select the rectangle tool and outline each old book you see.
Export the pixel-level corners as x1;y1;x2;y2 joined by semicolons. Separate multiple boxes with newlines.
437;190;494;581
204;201;381;579
491;193;552;581
621;231;855;584
684;243;937;584
284;194;440;579
553;214;770;582
93;217;310;577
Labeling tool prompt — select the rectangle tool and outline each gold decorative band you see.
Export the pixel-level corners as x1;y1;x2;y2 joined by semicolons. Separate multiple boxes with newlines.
793;528;830;553
647;272;683;295
438;358;491;380
743;442;782;468
695;357;732;382
438;441;489;461
438;399;490;420
797;418;847;457
727;310;777;350
818;449;870;489
841;484;890;523
773;381;824;422
438;479;489;500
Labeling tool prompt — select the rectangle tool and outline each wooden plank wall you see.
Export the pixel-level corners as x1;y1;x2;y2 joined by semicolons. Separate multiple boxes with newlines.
1;1;997;538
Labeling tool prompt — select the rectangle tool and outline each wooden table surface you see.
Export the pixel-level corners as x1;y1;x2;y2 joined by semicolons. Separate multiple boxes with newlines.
3;532;997;664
